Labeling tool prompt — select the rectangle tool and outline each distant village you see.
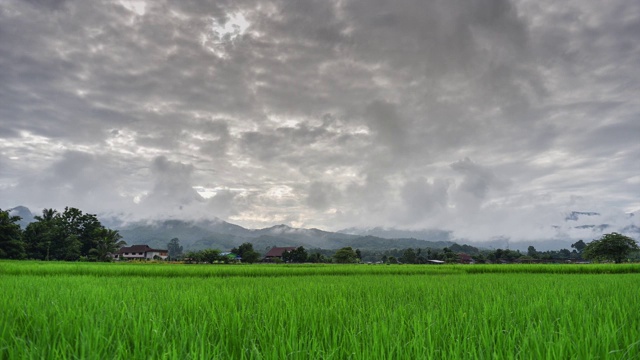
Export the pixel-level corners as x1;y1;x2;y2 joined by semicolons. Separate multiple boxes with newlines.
112;240;600;265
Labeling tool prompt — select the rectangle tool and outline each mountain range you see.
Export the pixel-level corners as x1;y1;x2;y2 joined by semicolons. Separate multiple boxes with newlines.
7;206;639;253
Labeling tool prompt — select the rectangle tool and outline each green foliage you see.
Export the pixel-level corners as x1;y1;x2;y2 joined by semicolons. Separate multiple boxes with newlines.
167;238;183;261
0;209;25;259
583;233;640;263
23;207;122;261
282;246;308;263
200;249;221;264
307;252;328;263
231;242;260;264
571;240;587;253
400;248;417;264
333;246;358;263
89;228;125;262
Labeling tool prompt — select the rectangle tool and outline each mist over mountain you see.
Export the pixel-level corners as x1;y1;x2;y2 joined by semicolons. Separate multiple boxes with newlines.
339;227;452;243
115;219;455;252
6;206;638;253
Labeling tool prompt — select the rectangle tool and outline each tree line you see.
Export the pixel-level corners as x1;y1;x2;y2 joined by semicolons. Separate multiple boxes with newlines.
0;207;124;261
2;208;637;264
167;241;362;264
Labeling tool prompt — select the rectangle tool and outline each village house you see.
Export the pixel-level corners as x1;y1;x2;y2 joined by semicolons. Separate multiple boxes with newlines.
458;253;475;264
263;246;297;262
114;245;168;261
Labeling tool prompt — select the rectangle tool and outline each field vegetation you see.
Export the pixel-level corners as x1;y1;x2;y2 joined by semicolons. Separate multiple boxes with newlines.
2;261;640;359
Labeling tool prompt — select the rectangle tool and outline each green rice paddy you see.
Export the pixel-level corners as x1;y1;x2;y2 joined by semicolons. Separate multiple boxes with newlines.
1;262;639;359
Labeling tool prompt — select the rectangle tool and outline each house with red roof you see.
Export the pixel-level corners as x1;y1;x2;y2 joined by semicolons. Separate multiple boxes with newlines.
263;247;297;262
114;245;168;261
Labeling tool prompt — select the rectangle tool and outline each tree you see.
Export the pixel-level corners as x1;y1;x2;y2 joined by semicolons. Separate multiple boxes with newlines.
558;248;571;259
571;240;587;254
0;209;26;259
88;229;125;262
283;246;308;263
200;249;221;264
401;248;417;264
167;238;183;260
583;233;639;263
184;250;204;264
527;246;538;259
23;207;111;261
442;247;459;263
232;242;260;264
333;247;358;263
23;209;59;260
59;207;103;256
308;252;327;263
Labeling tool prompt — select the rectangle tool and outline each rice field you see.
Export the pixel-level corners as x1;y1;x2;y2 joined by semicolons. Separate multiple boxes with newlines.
1;261;639;359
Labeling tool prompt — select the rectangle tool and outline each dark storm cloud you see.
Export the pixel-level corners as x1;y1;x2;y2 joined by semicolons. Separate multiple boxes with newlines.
1;0;639;240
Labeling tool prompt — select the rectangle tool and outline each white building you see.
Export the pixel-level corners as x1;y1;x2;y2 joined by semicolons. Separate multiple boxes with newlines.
114;245;168;261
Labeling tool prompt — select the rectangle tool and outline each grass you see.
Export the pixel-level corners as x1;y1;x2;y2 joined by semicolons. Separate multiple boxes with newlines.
1;261;639;359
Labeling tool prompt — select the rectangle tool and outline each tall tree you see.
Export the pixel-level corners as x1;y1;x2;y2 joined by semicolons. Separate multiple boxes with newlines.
167;238;184;260
0;209;26;259
59;207;103;256
583;233;639;263
23;209;59;260
571;240;587;254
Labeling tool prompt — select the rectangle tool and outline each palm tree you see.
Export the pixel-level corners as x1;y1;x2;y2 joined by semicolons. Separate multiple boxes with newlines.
34;208;57;222
89;229;126;262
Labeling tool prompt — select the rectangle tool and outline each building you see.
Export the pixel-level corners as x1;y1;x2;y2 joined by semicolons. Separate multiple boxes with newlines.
114;245;168;261
457;253;475;264
263;247;297;261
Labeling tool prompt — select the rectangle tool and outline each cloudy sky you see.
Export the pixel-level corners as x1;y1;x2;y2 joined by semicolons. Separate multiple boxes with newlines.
1;0;638;241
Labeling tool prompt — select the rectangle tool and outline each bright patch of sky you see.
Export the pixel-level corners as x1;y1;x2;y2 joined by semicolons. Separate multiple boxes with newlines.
119;0;146;16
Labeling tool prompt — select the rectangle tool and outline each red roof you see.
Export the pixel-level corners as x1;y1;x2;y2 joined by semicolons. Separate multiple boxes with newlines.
264;247;297;257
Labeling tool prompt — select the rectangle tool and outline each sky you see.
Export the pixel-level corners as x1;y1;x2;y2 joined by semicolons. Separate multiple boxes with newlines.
1;0;639;242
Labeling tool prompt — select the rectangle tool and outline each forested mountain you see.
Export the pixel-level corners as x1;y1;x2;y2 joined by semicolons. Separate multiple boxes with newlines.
6;206;639;253
116;219;456;251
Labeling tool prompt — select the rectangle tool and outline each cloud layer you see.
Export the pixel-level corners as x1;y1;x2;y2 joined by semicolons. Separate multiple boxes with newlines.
1;0;639;242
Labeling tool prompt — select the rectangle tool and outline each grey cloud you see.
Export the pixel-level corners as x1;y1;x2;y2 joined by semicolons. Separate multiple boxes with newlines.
1;0;639;240
364;101;408;154
22;0;68;10
399;178;450;222
3;150;129;212
451;157;509;199
196;120;231;158
142;156;203;208
306;181;340;210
